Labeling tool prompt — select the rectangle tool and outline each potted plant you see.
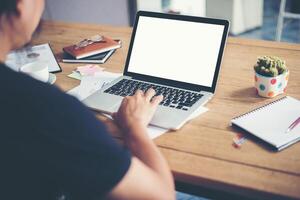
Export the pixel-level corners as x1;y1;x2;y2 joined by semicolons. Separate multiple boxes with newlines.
254;56;289;98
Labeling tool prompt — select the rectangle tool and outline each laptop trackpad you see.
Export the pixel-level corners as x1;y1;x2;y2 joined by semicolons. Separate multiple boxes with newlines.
151;106;190;129
83;92;122;114
111;101;122;113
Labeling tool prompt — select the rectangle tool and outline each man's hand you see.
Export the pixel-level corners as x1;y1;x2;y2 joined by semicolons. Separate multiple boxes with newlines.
113;88;163;135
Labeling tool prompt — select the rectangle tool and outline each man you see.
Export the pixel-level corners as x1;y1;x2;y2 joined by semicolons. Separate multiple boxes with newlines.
0;0;175;199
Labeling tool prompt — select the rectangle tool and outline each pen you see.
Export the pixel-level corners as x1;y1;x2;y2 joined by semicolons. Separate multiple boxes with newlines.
285;116;300;133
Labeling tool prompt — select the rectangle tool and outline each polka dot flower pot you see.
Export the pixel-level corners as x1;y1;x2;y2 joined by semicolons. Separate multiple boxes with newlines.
254;70;289;98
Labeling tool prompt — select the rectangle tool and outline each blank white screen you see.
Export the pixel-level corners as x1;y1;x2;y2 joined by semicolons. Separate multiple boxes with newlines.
128;16;225;87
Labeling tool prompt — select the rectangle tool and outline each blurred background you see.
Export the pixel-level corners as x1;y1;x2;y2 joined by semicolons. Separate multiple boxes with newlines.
43;0;300;44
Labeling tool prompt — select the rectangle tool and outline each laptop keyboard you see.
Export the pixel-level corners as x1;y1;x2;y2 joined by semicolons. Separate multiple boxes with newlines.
104;79;203;111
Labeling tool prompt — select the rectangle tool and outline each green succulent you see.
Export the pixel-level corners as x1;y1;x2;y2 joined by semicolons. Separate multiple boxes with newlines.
254;56;287;77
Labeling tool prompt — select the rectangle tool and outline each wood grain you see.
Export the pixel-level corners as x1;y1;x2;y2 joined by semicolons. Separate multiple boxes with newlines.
34;20;300;199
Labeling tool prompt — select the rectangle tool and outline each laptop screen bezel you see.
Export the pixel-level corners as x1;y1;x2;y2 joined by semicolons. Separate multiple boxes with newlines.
123;11;229;93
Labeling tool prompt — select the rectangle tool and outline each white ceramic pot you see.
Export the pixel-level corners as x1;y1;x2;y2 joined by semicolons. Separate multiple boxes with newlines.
254;70;289;98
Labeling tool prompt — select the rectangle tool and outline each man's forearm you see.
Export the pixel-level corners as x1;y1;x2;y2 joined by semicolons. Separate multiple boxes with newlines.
125;124;174;190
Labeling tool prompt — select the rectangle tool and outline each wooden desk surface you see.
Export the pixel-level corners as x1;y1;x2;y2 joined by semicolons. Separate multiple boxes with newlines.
34;21;300;199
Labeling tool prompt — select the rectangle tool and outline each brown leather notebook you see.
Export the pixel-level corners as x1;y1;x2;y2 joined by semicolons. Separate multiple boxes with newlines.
63;36;121;59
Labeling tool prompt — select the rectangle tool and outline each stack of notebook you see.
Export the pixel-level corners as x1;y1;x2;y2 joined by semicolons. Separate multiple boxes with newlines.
62;36;121;64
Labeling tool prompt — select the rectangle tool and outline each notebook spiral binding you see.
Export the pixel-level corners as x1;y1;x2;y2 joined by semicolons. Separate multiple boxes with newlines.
232;96;288;120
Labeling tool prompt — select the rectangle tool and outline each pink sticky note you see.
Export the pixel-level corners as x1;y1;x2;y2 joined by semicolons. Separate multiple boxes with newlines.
76;65;104;76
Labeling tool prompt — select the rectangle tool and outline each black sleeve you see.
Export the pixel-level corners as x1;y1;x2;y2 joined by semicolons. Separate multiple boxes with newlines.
1;66;131;199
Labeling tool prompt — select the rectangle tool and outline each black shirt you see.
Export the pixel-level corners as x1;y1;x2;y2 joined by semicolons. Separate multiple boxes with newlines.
0;64;131;200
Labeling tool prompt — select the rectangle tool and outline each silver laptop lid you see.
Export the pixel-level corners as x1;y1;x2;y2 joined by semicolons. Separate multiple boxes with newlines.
123;11;229;93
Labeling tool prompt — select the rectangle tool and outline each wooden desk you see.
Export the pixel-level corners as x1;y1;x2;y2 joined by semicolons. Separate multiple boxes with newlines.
34;21;300;200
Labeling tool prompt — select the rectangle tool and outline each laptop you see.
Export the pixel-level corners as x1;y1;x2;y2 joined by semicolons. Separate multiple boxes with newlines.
83;11;229;130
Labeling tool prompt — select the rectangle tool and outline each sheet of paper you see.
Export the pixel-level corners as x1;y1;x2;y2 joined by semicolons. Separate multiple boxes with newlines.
146;126;168;139
67;71;122;101
103;106;208;140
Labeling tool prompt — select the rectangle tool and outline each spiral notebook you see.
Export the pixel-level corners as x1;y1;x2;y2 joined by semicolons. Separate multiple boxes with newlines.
231;96;300;151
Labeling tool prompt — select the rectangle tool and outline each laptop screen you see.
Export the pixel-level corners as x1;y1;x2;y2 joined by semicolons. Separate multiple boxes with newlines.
127;15;226;88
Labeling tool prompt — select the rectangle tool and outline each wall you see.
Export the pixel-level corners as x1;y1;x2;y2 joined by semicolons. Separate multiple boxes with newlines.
169;0;206;16
43;0;130;26
136;0;206;16
206;0;263;35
